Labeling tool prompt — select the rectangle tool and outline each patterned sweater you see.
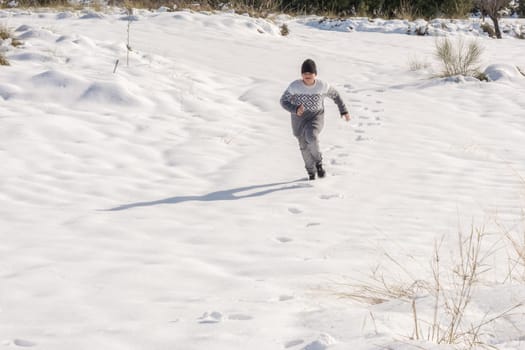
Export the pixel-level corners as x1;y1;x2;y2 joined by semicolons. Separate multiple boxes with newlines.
280;79;348;137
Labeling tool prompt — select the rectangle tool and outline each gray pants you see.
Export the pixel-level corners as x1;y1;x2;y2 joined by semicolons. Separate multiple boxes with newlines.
297;124;322;174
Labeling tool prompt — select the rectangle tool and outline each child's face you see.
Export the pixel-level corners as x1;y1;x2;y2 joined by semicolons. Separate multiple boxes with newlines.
302;72;316;85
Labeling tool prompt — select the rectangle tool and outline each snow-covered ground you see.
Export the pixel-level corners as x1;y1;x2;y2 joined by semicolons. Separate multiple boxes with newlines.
1;8;525;350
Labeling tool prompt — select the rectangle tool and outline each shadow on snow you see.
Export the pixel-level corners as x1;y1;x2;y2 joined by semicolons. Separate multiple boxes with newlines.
105;179;310;211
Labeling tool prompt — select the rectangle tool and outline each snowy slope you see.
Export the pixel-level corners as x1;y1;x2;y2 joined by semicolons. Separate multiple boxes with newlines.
1;8;525;350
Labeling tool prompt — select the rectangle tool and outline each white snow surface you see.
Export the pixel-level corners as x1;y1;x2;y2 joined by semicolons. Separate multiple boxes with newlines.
1;8;525;350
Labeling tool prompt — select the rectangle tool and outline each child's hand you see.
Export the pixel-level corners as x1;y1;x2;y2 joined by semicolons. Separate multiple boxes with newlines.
341;113;351;121
296;105;305;117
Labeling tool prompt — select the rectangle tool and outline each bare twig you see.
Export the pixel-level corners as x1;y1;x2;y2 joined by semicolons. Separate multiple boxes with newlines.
412;298;420;340
126;6;133;66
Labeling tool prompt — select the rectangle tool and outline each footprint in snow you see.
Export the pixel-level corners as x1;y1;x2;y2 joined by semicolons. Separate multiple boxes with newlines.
356;135;371;142
275;237;293;243
279;295;294;301
330;158;345;166
199;312;253;323
228;314;253;321
13;339;36;347
284;339;305;348
288;208;302;215
324;144;343;153
306;222;320;227
319;194;343;200
198;311;222;324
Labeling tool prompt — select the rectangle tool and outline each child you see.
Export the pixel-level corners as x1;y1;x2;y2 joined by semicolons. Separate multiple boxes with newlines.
280;59;351;180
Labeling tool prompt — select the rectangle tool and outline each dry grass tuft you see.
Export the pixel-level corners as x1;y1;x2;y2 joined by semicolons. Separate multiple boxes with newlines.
434;36;484;79
0;25;11;40
11;38;23;47
396;0;418;20
0;51;9;66
0;25;23;47
503;223;525;282
340;267;428;305
280;23;289;36
408;55;431;71
481;22;496;38
342;224;523;348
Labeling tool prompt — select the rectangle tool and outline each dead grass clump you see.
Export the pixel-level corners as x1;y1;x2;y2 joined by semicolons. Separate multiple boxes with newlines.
341;262;429;305
0;52;9;66
435;36;484;79
481;22;496;38
344;224;522;348
502;223;525;282
280;23;289;36
11;38;23;47
408;55;431;71
0;25;12;40
396;0;418;20
426;228;487;344
0;25;23;47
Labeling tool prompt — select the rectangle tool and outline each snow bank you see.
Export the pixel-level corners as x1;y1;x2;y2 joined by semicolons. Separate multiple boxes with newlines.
170;10;280;36
305;16;525;38
484;63;524;81
79;81;140;106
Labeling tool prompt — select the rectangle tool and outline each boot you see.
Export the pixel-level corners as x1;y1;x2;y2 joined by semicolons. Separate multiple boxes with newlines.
316;162;325;178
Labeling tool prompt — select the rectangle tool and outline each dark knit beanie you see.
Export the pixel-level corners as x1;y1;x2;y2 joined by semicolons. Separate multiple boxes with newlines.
301;59;317;74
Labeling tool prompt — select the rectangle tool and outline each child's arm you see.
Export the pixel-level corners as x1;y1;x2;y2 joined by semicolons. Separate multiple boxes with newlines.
280;88;299;114
327;86;351;121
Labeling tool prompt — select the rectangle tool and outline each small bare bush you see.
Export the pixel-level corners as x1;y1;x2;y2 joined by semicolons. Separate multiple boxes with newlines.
408;55;431;71
280;23;289;36
0;25;11;40
441;0;473;18
502;223;525;282
0;51;9;66
341;261;429;305
481;22;496;38
0;25;21;47
435;36;484;79
11;38;23;47
344;224;522;348
397;0;418;20
427;227;489;345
